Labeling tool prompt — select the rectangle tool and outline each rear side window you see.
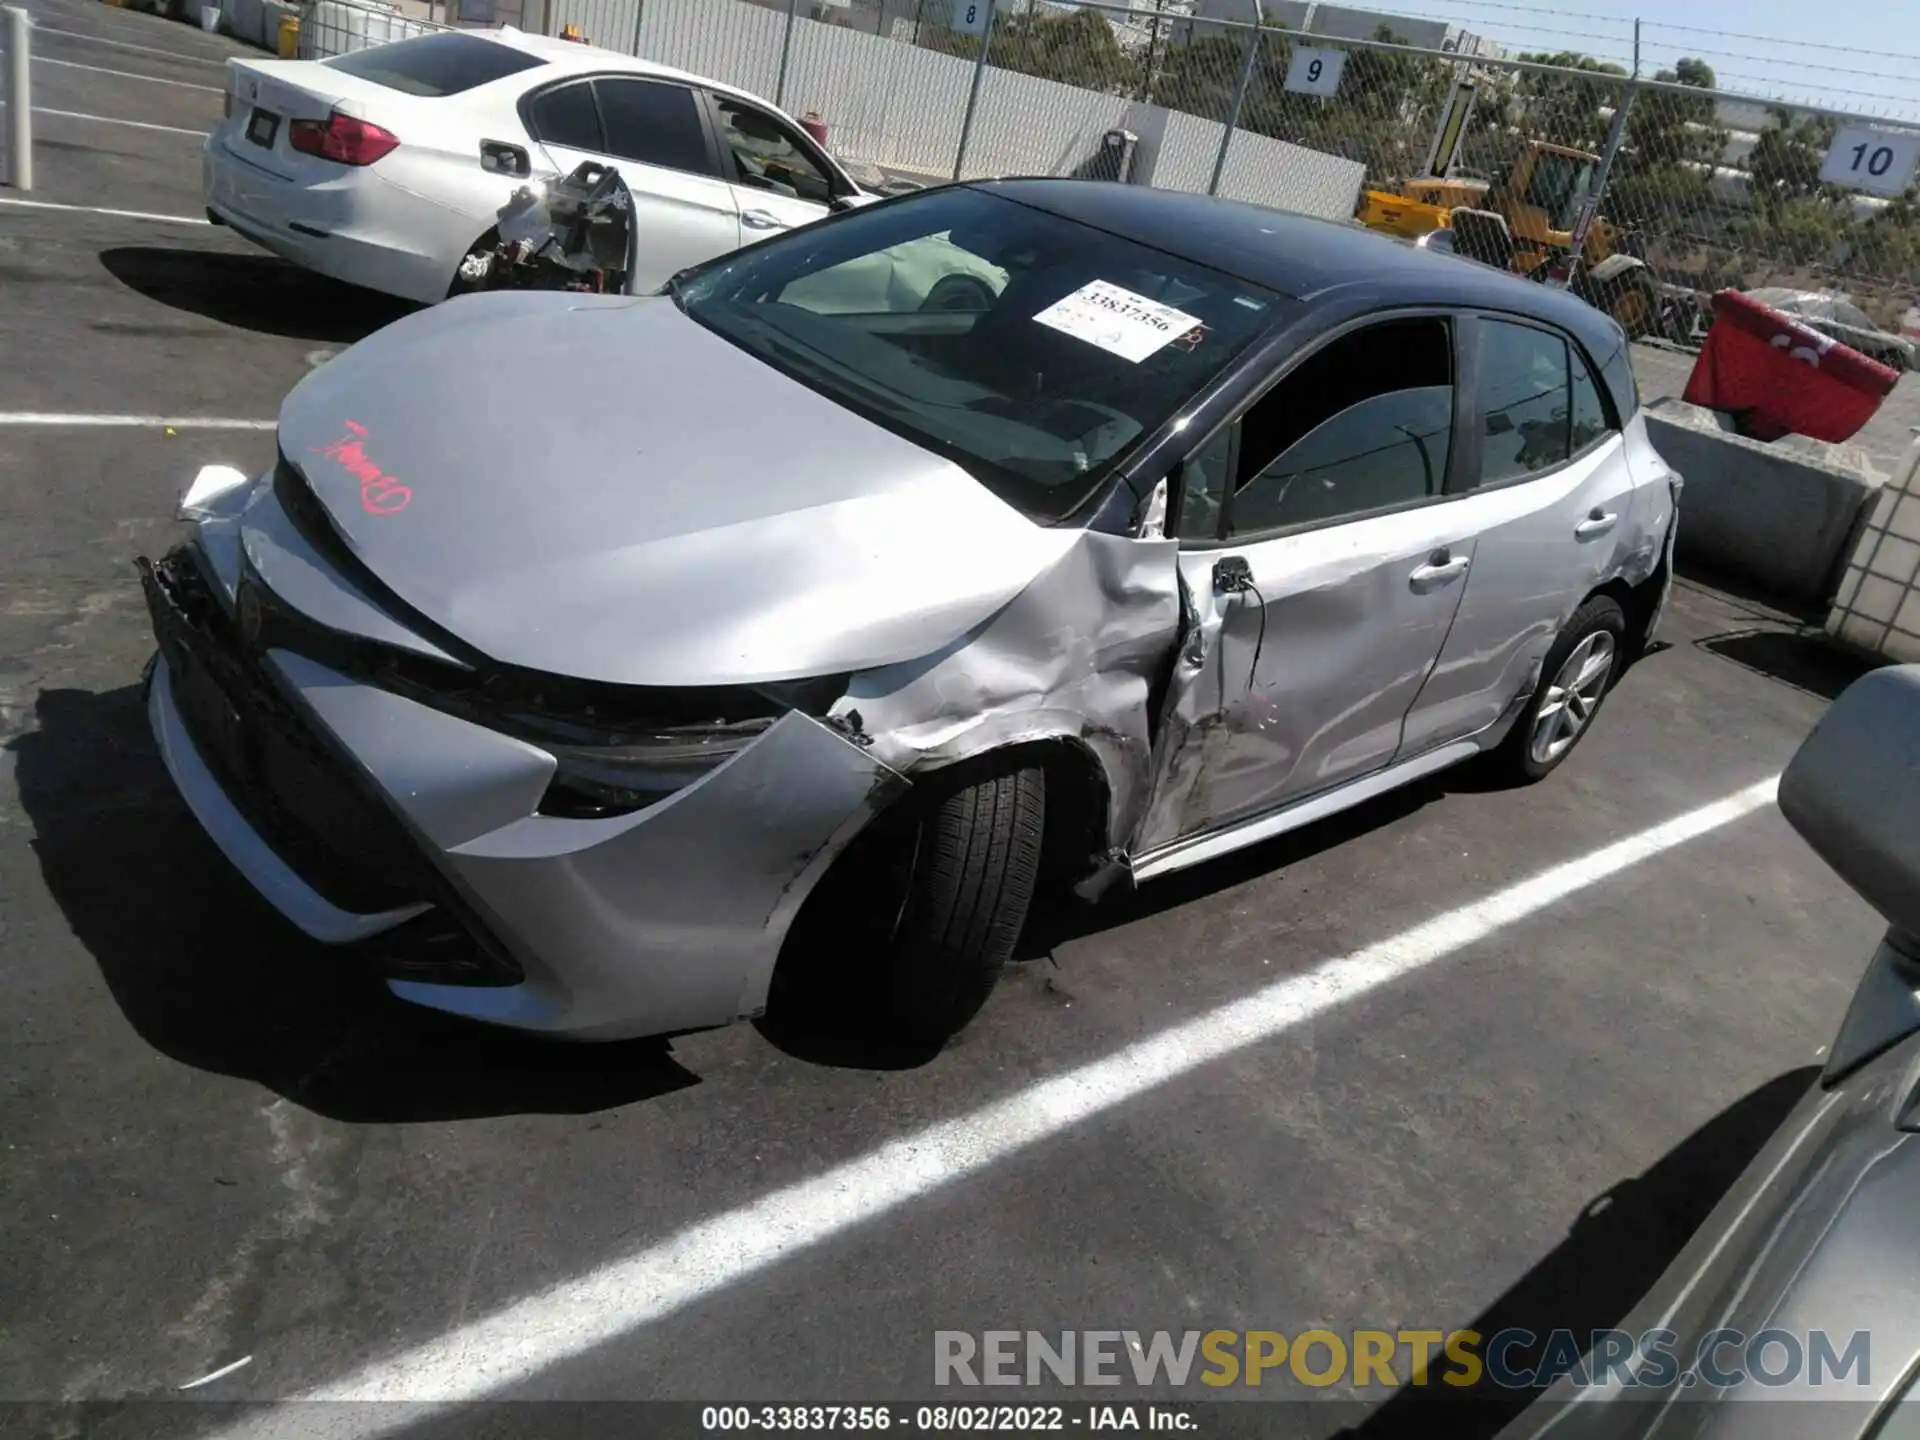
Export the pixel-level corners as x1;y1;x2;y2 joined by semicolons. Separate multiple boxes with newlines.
526;81;603;152
1475;319;1570;486
593;77;714;176
1570;346;1611;451
325;33;545;97
1601;344;1640;419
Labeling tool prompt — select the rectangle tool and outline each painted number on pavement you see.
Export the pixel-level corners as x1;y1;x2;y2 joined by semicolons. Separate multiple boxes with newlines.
1819;126;1920;197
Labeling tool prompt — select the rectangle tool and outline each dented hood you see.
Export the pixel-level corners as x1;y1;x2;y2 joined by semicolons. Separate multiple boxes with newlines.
270;292;1078;687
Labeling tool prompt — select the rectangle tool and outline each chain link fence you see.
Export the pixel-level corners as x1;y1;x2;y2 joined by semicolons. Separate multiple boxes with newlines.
292;0;1920;352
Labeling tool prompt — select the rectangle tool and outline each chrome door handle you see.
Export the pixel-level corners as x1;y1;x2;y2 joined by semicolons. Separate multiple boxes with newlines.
741;209;784;230
1409;554;1470;588
1575;508;1618;539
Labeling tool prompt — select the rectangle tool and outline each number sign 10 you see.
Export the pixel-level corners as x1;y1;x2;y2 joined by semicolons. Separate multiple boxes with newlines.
1818;125;1920;197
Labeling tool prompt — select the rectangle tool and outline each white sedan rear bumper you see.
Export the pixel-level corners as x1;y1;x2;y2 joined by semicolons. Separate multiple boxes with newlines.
202;136;473;305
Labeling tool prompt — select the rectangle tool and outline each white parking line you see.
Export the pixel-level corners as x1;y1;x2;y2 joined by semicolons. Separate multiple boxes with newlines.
34;105;207;136
28;21;227;65
0;196;208;224
22;53;223;91
0;412;273;428
202;775;1781;1430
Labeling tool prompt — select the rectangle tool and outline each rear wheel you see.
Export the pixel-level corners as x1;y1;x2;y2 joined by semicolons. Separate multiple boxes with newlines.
1492;595;1626;783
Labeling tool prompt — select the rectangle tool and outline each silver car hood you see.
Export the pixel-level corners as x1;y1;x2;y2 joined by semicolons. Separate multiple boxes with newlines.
269;292;1078;688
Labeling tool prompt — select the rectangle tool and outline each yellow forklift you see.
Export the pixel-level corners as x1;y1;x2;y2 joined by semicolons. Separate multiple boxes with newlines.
1356;85;1663;339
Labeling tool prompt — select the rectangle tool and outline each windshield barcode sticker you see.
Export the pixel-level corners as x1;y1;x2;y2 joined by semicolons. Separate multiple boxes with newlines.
1032;280;1204;363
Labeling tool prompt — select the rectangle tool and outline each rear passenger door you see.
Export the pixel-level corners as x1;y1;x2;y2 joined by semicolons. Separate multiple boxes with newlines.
522;75;741;291
1400;315;1640;754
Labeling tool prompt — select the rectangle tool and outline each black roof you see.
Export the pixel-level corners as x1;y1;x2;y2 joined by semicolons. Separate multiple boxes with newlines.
978;178;1627;362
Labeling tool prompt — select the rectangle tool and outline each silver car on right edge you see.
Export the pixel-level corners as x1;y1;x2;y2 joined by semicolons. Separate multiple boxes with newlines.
1492;664;1920;1440
140;183;1678;1049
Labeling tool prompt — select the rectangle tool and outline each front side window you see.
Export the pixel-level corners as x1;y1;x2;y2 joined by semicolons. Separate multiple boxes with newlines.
1223;318;1454;537
1476;319;1571;486
674;187;1287;522
592;78;713;176
714;98;833;204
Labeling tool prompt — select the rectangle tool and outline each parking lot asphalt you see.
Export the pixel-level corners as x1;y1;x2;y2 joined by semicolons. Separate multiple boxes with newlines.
0;5;1899;1435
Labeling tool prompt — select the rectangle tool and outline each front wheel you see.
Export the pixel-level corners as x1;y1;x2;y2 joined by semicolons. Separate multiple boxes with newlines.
878;762;1045;1044
765;758;1046;1052
1493;595;1626;783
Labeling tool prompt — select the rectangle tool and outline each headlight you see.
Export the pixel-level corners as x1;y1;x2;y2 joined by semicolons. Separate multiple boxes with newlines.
533;675;847;819
539;721;771;818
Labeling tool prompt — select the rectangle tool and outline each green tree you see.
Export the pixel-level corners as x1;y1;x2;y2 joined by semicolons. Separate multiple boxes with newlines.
1512;50;1627;152
1150;31;1275;122
1746;107;1840;208
1849;186;1920;288
1608;57;1725;244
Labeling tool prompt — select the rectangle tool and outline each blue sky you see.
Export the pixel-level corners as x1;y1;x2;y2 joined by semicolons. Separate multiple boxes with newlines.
1370;0;1920;120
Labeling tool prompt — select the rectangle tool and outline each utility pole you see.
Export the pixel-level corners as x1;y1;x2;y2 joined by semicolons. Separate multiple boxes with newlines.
3;7;29;192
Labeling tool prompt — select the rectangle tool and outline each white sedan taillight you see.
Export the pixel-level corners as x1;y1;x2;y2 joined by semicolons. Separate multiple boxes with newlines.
288;111;400;166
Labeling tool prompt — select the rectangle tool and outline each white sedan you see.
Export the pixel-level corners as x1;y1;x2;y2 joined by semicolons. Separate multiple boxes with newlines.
204;28;869;304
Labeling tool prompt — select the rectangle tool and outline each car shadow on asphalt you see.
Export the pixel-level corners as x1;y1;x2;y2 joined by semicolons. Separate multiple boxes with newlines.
8;684;701;1124
1335;1064;1821;1440
97;246;420;345
765;641;1692;1073
762;767;1479;1073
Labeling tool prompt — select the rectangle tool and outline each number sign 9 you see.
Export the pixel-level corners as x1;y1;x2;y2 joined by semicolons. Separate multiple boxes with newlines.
1284;46;1345;97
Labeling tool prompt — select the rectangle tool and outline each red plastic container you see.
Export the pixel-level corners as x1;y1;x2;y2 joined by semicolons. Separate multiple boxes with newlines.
1682;289;1899;443
800;111;828;148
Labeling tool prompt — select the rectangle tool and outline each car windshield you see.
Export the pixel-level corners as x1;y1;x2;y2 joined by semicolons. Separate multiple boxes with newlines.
672;187;1286;522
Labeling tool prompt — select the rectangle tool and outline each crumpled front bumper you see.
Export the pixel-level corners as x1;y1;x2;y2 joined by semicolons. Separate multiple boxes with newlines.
143;555;909;1039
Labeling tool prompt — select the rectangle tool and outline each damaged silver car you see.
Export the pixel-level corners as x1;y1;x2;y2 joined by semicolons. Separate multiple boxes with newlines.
139;180;1679;1046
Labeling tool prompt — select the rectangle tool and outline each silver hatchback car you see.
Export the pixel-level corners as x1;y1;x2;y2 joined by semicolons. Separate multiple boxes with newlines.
139;181;1679;1047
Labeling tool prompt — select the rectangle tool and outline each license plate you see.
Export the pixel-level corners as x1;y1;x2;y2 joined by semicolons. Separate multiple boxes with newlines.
246;107;279;148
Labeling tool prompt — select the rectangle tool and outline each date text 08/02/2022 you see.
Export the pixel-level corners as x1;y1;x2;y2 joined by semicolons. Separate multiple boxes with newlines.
701;1405;1196;1432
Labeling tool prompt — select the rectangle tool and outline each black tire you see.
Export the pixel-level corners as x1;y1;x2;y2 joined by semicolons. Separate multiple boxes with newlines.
880;762;1046;1044
761;757;1047;1055
1600;269;1660;340
1492;595;1627;784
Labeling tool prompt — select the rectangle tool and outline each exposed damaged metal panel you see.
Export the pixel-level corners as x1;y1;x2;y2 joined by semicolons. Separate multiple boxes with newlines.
834;530;1182;854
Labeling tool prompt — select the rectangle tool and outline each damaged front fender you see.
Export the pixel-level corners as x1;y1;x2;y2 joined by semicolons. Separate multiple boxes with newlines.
832;529;1182;855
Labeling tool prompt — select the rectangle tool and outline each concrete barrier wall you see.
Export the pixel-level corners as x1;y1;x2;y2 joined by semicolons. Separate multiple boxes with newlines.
1643;397;1886;604
1828;435;1920;662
